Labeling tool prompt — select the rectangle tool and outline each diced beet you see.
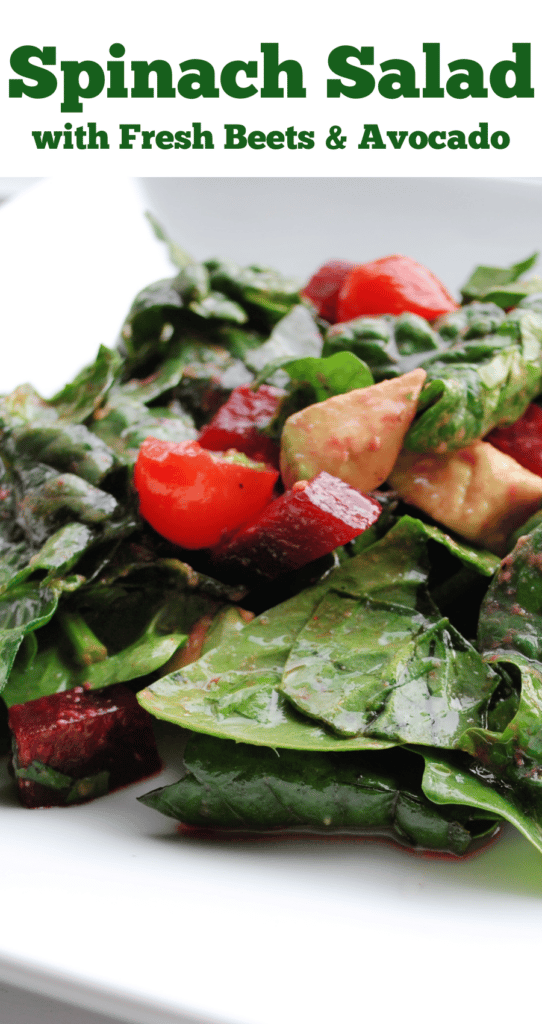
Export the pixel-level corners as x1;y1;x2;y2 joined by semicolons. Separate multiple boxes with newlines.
301;260;356;323
487;404;542;477
213;471;381;581
198;385;284;467
8;684;161;808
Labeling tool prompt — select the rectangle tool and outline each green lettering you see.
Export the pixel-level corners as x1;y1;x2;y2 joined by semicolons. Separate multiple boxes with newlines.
387;130;408;149
248;130;266;149
327;46;374;98
119;123;140;149
220;60;258;99
192;122;214;149
178;60;219;99
224;123;247;148
358;123;386;149
468;122;489;149
266;130;284;149
156;130;174;149
260;43;305;98
446;60;487;99
490;44;533;98
428;130;446;149
131;61;175;98
409;130;427;149
9;45;57;99
174;130;191;150
423;43;444;98
491;130;510;149
379;60;419;99
61;60;105;113
447;130;468;149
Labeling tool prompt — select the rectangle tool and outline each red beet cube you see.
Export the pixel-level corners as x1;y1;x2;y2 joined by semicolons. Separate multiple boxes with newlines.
198;385;284;467
214;471;381;581
8;684;161;808
487;403;542;478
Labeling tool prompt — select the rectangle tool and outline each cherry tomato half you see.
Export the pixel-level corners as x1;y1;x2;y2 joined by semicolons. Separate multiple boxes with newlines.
134;438;279;549
487;404;542;478
301;259;356;323
336;254;459;322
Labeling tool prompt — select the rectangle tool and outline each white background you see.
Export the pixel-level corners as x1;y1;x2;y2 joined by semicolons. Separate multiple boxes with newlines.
1;0;541;175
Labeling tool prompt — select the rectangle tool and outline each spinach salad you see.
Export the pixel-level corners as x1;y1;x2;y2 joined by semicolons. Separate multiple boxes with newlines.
4;227;542;859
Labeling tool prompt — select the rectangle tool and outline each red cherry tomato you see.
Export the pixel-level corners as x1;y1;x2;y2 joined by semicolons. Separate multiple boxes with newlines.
301;259;356;323
134;438;279;549
336;254;459;322
487;404;542;478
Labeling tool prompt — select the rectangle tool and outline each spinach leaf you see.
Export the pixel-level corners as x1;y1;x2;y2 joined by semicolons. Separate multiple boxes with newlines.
404;310;542;453
207;259;301;330
140;734;498;856
12;755;110;804
448;523;542;825
5;523;93;591
138;517;498;751
280;518;499;743
91;393;196;466
246;305;323;374
9;423;117;485
138;574;390;751
0;385;59;430
189;292;248;324
173;260;247;322
3;605;187;707
252;351;373;440
145;211;193;270
282;601;496;744
254;351;373;400
323;316;398;379
119;279;185;368
322;312;440;382
0;576;83;691
50;346;122;423
460;252;539;307
419;748;542;856
434;302;506;342
478;524;542;662
17;473;118;534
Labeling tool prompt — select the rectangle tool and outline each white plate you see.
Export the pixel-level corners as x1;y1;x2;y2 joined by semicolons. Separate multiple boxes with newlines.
2;177;542;1024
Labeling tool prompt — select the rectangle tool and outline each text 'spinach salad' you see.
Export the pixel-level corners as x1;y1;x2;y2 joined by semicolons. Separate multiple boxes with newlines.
5;225;542;858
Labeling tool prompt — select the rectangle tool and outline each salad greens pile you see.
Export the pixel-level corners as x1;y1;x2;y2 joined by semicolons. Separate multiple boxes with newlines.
4;231;542;858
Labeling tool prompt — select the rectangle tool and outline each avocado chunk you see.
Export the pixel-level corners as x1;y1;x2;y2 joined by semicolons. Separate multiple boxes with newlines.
280;368;426;493
389;441;542;554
